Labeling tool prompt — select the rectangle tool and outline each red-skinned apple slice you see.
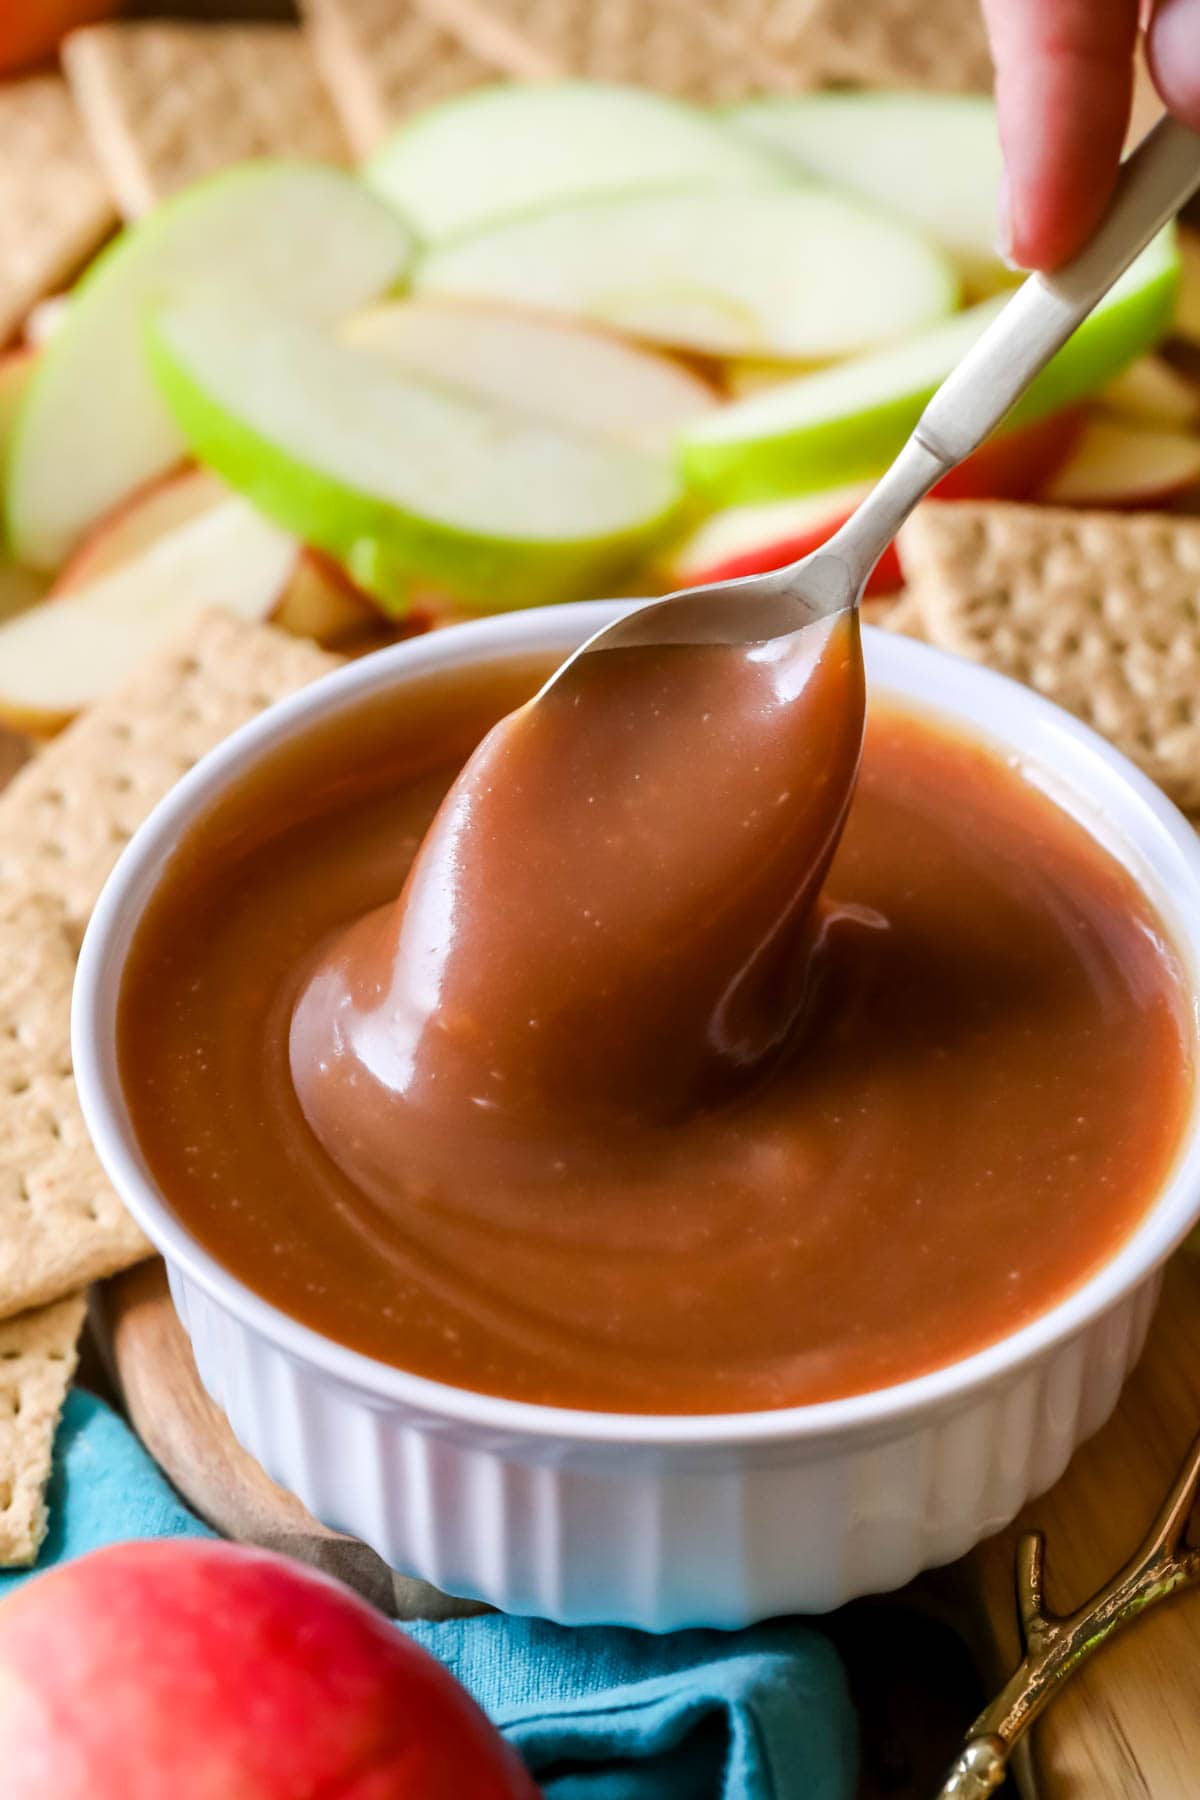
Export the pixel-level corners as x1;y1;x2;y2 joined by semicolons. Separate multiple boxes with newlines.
272;548;381;645
1040;417;1200;508
669;412;1082;591
1098;354;1200;428
52;465;227;593
0;492;296;733
929;409;1085;500
668;483;903;593
55;467;385;648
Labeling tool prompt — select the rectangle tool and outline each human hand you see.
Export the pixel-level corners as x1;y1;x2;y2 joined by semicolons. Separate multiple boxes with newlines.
982;0;1200;269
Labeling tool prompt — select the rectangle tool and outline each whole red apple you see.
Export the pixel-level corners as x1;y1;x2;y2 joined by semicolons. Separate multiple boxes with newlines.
0;0;121;74
0;1539;540;1800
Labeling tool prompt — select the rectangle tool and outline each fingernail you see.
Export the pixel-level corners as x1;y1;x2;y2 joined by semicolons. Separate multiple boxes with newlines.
994;167;1019;268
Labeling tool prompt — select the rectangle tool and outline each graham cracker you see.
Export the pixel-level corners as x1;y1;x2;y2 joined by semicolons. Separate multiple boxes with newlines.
0;1293;86;1567
0;891;149;1319
898;502;1200;810
758;0;993;94
867;589;927;639
410;0;993;100
0;615;338;1327
0;75;114;346
412;0;778;100
301;0;497;156
0;610;340;934
62;23;350;220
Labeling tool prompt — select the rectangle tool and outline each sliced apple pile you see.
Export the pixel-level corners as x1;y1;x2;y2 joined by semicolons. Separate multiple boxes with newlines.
0;78;1192;718
365;81;788;241
7;162;414;570
727;93;1008;292
149;292;686;611
679;231;1180;502
342;299;718;449
0;491;296;733
419;186;958;361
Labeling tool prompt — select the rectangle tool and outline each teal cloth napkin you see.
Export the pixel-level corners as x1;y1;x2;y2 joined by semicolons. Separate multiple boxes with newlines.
0;1390;857;1800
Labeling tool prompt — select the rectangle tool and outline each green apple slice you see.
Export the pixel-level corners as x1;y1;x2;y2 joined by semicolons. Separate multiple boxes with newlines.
7;162;414;571
727;93;1007;291
0;495;295;733
418;185;958;361
365;80;788;241
342;298;718;450
148;293;686;612
680;230;1179;503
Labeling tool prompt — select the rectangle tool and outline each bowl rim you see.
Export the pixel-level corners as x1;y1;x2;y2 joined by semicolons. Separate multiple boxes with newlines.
73;600;1200;1451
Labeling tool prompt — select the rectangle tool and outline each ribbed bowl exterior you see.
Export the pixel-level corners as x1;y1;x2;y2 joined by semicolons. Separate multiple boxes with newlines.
167;1260;1158;1629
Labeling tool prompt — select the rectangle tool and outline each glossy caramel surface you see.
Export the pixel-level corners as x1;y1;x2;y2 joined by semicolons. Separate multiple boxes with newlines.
118;649;1192;1413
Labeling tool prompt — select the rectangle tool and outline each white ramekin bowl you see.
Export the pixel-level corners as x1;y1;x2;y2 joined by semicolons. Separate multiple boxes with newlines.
73;602;1200;1630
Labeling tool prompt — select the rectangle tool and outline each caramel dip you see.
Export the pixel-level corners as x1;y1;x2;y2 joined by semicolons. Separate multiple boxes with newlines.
118;616;1192;1414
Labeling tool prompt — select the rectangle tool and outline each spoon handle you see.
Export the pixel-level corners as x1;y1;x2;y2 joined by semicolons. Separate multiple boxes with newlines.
823;114;1200;597
921;114;1200;465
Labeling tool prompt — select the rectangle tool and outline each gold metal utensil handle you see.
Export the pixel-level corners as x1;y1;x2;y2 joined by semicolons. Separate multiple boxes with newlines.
937;1431;1200;1797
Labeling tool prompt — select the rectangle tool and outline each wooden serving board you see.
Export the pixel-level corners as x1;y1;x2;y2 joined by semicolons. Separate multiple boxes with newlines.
96;1247;1200;1796
91;1262;485;1622
955;1242;1200;1798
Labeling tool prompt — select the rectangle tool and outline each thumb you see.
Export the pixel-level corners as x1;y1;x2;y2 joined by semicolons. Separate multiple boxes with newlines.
1147;0;1200;129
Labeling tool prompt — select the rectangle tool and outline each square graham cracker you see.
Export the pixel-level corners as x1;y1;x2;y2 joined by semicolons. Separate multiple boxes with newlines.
412;0;781;100
0;609;340;934
62;22;351;220
0;891;148;1320
0;614;340;1324
409;0;993;101
898;501;1200;811
0;75;114;346
301;0;497;156
0;1293;87;1567
757;0;993;95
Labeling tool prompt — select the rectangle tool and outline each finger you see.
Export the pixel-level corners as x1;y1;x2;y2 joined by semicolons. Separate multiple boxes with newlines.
982;0;1140;269
1147;0;1200;129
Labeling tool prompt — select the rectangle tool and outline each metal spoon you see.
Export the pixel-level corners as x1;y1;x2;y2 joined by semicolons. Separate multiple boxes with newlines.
554;113;1200;677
